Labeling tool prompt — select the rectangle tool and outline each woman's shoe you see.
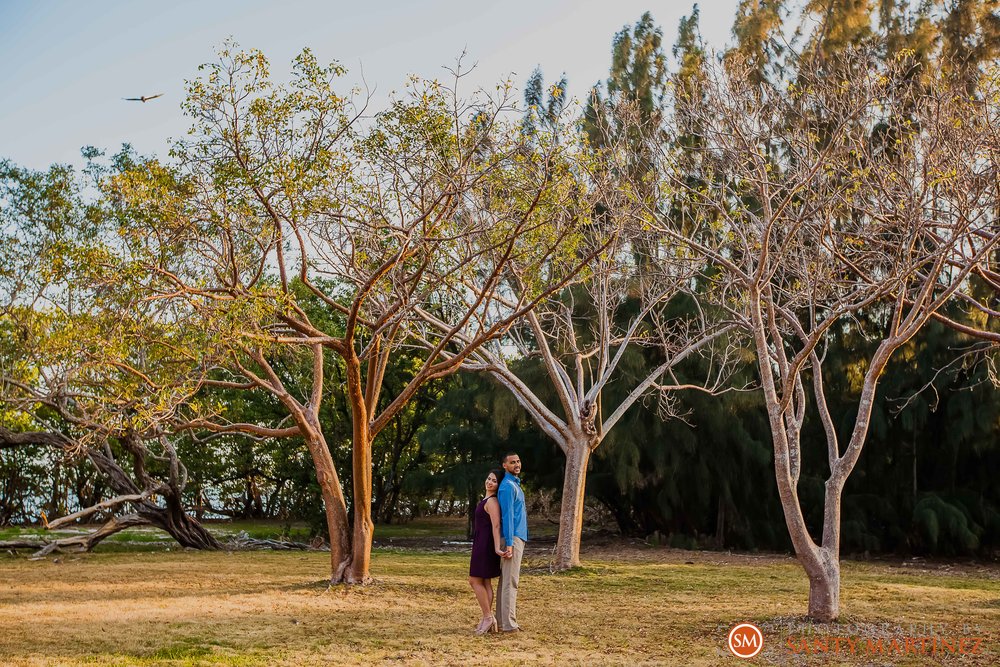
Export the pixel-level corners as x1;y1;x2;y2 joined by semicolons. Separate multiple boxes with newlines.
488;616;498;633
474;616;492;636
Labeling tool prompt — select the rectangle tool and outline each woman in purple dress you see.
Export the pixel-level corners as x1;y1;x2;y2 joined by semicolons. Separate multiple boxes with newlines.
468;468;508;635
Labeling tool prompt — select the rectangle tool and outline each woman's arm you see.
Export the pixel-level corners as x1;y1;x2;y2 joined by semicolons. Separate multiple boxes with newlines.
484;497;508;557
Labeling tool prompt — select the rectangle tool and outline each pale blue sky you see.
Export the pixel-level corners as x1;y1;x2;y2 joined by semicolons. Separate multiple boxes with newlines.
0;0;741;170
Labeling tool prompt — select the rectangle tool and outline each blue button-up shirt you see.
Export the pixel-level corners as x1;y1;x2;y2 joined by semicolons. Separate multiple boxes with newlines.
498;474;527;546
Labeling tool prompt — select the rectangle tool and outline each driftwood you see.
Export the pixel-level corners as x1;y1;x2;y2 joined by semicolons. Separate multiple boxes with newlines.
0;540;50;551
46;492;152;530
0;514;149;557
2;525;324;557
226;530;318;551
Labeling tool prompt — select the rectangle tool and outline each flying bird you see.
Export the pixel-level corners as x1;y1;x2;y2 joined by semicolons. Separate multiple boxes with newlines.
123;93;164;103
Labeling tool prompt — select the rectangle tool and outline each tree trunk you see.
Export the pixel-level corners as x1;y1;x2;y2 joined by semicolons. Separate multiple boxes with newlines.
0;515;148;556
377;481;402;524
554;438;592;570
805;547;841;622
70;447;222;550
371;483;385;525
195;487;205;521
466;486;477;540
773;467;845;621
346;355;374;584
776;464;847;622
0;430;223;551
599;492;638;536
137;495;222;550
714;496;726;549
810;476;846;621
349;431;374;583
302;431;352;583
266;478;286;518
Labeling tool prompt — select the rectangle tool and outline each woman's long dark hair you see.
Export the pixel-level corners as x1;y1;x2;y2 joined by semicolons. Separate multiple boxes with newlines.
487;468;506;497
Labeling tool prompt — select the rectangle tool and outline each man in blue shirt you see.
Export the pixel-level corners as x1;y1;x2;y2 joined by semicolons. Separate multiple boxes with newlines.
496;451;527;632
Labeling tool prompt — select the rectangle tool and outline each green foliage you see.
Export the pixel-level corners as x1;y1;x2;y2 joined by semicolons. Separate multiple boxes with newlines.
802;0;875;55
940;0;1000;85
730;0;785;82
0;444;51;525
913;494;982;555
582;11;667;184
416;373;537;532
522;67;568;140
608;12;667;118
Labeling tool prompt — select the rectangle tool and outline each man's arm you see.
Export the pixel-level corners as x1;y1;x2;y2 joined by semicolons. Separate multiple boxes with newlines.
498;480;514;547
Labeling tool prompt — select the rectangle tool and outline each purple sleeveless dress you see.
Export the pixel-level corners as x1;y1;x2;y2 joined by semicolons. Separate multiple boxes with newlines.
469;496;502;578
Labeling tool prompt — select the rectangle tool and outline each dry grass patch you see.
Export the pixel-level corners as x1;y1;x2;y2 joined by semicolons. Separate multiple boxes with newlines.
0;547;997;665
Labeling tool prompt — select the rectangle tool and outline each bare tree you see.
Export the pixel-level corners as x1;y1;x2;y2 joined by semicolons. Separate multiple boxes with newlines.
109;46;601;583
647;50;999;620
925;79;1000;345
447;203;736;569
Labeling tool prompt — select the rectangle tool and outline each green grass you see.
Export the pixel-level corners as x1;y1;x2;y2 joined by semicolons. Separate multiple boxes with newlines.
1;545;997;666
203;516;482;542
1;515;559;550
146;644;215;660
371;516;468;539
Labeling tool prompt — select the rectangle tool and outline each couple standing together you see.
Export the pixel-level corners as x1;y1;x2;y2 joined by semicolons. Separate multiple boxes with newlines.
468;452;527;635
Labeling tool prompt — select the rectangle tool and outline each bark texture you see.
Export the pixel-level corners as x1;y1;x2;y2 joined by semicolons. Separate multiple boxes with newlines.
347;354;375;584
554;438;593;570
806;548;841;622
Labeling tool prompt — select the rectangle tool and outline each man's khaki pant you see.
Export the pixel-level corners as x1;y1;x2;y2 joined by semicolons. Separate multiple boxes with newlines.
495;537;524;631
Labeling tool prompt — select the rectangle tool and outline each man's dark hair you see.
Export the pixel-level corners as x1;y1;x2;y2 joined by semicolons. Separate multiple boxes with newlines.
501;451;519;464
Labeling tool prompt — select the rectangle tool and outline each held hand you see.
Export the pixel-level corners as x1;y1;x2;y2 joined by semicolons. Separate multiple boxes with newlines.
504;547;513;559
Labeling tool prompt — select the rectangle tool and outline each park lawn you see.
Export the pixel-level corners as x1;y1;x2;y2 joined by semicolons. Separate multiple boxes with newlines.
0;516;557;552
0;518;458;551
0;546;997;666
